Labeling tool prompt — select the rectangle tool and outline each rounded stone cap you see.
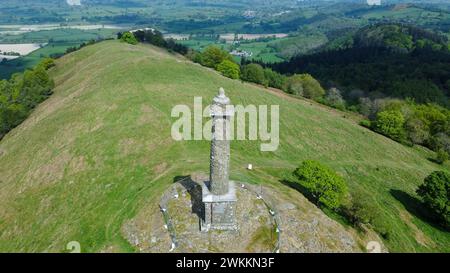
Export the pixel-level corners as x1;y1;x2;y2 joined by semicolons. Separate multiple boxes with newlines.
213;87;231;105
211;88;234;117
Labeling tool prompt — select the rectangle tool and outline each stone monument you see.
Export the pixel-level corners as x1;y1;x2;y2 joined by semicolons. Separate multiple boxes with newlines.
201;88;238;231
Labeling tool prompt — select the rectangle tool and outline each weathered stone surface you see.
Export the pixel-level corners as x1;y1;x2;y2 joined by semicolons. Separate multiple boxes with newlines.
203;88;237;231
209;88;233;195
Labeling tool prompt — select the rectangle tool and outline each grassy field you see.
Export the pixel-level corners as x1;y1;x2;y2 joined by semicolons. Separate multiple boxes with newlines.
0;41;448;253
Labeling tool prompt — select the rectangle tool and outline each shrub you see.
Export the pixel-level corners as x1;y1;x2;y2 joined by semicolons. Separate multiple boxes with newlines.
217;60;240;79
344;192;378;227
417;171;450;228
373;110;406;141
359;119;371;128
436;149;449;164
293;160;348;210
120;31;138;45
240;63;267;85
38;58;55;70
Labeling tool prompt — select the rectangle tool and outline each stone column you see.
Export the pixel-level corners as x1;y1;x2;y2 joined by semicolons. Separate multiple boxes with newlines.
210;87;232;195
201;88;238;232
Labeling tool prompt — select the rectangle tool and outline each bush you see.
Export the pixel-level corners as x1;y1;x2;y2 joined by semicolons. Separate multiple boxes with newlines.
373;110;406;141
359;119;371;128
38;58;55;70
344;193;378;227
293;160;348;210
240;63;267;85
217;60;240;79
417;171;450;228
436;149;449;164
120;31;138;45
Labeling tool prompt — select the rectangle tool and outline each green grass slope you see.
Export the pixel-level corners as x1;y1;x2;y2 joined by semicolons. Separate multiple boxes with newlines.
0;40;448;253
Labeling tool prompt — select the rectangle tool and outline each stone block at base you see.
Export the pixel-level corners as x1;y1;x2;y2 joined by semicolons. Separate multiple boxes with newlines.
201;181;238;232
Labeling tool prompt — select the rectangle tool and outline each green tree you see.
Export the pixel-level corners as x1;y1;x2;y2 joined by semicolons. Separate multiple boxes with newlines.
293;160;348;210
345;192;378;227
435;149;449;164
325;87;345;110
241;64;267;85
373;110;406;141
286;74;325;100
198;46;232;69
216;60;240;79
264;68;286;90
417;171;450;228
120;31;138;45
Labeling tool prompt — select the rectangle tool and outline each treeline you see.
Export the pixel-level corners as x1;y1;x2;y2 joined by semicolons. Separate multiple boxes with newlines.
0;58;55;139
118;29;189;55
359;99;450;163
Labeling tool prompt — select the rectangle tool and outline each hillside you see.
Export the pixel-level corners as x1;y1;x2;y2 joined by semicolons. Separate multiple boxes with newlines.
273;24;450;106
0;40;449;252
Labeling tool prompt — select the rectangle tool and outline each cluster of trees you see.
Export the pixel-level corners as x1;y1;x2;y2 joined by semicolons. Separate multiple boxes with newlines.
118;30;189;55
190;46;333;104
272;24;450;108
359;99;450;163
0;58;55;139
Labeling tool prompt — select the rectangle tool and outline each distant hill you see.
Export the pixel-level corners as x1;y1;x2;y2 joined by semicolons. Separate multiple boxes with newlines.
273;23;450;106
0;40;449;252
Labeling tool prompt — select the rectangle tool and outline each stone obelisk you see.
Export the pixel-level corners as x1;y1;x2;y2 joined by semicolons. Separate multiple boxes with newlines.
201;88;237;232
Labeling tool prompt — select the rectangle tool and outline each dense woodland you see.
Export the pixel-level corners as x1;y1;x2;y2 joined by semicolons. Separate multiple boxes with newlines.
0;59;54;139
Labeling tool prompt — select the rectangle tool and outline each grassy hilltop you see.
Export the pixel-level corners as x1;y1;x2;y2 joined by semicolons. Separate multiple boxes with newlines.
0;40;448;252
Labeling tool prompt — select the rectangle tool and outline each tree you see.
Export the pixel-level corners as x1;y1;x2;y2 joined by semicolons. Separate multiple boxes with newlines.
417;171;450;228
293;160;348;210
216;60;240;79
240;63;267;85
198;46;232;69
435;149;449;164
264;68;286;90
325;87;345;109
405;117;429;145
286;74;325;99
120;31;138;45
286;75;304;96
373;110;406;141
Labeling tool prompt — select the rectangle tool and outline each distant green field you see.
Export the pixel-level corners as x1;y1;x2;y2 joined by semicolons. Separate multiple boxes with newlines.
0;28;121;79
0;42;80;79
178;37;287;63
0;41;448;252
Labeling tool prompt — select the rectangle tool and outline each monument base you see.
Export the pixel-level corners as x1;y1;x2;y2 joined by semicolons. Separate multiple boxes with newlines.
201;181;238;232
